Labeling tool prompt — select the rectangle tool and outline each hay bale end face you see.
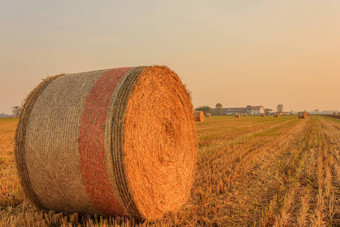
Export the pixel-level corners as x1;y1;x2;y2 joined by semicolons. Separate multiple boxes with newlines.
194;111;204;122
235;113;241;118
298;111;308;119
15;66;197;220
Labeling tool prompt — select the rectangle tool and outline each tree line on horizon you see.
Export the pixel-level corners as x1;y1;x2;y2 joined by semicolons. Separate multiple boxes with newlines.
195;104;284;114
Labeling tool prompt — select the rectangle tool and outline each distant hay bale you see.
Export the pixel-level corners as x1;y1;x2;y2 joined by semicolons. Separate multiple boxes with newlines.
243;113;248;116
261;113;265;117
15;66;197;220
298;111;308;119
205;113;211;118
274;113;280;117
235;113;241;118
195;111;204;122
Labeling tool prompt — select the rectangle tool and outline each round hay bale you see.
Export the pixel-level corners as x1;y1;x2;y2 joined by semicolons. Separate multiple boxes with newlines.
235;113;241;118
274;113;280;117
260;113;265;117
205;113;211;118
15;66;197;220
298;111;308;119
194;111;204;122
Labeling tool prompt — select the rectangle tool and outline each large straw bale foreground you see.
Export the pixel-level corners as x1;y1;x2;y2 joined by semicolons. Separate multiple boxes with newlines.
15;66;197;220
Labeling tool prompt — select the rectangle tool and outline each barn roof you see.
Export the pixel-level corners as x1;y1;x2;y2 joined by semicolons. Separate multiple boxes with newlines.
247;106;264;110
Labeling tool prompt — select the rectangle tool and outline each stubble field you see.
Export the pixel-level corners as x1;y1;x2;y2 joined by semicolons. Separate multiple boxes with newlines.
0;116;339;226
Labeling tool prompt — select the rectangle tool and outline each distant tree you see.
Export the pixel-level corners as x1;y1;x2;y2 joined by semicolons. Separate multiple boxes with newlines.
277;104;283;113
12;106;21;117
215;103;223;115
195;106;212;113
216;103;222;108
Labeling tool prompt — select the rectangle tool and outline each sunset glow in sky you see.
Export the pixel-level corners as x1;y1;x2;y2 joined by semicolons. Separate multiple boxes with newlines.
0;0;339;114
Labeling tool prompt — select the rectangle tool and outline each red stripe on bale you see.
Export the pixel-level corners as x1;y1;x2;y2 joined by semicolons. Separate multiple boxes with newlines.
79;67;132;216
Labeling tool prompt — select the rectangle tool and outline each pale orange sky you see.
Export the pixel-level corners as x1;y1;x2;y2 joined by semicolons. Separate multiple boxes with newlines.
0;0;339;114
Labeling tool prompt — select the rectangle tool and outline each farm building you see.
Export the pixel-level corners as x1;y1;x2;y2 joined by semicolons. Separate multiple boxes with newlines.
264;108;273;115
212;105;265;116
212;107;247;116
247;105;265;115
279;112;291;116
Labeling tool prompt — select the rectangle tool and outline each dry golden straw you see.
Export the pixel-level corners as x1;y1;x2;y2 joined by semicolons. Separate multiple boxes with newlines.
298;112;308;119
15;66;197;220
194;111;204;122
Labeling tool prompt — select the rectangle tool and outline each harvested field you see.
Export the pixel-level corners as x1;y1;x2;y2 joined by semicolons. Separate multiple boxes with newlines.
1;116;340;226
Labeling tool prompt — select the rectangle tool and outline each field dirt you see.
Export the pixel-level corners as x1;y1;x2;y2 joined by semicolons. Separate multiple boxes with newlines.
0;116;339;226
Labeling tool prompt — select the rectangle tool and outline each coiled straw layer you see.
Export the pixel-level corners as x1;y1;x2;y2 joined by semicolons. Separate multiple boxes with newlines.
15;66;197;220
